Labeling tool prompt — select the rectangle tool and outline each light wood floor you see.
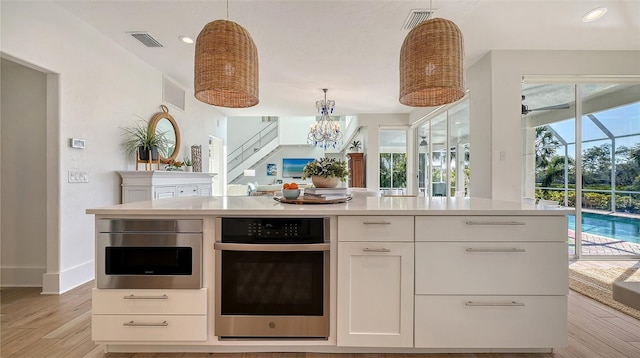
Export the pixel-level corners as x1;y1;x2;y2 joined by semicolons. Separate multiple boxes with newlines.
2;262;640;358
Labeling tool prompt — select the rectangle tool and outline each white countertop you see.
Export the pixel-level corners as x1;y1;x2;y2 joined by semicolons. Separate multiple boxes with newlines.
86;196;574;216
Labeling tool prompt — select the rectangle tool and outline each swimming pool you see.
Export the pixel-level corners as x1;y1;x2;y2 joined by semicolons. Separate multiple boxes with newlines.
568;212;640;244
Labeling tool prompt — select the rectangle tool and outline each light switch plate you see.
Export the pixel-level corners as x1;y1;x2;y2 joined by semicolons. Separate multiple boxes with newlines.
70;138;85;149
68;170;89;183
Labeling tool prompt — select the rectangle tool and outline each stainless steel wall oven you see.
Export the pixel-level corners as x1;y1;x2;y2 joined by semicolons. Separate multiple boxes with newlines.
96;219;202;289
215;217;330;339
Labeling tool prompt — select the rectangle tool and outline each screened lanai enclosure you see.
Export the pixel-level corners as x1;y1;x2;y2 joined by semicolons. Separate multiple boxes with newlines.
522;80;640;258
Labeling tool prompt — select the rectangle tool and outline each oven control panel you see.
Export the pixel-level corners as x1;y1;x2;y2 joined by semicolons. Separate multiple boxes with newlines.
220;217;326;243
248;221;300;237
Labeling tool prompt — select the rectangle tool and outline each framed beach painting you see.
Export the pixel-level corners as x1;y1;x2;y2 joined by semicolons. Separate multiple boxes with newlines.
267;163;277;176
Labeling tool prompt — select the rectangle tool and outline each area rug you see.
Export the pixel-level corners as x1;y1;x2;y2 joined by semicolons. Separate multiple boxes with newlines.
569;265;640;320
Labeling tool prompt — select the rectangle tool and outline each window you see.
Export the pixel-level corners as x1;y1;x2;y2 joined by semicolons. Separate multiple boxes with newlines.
379;129;407;194
416;98;470;198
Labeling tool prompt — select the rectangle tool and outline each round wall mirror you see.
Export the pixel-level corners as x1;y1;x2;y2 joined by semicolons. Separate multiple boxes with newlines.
148;105;181;162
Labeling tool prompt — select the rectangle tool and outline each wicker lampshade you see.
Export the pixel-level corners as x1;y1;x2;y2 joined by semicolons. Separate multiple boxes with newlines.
194;19;259;108
399;18;465;107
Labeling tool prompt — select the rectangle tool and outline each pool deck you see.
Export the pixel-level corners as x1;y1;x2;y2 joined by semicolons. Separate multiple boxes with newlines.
570;230;640;256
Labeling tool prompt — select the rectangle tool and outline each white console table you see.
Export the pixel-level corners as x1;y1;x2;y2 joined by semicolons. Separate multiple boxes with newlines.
118;171;217;203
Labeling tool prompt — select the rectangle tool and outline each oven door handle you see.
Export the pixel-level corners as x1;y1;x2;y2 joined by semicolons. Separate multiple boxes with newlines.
214;242;330;252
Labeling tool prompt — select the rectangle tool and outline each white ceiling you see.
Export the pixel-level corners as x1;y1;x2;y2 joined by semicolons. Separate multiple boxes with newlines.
54;0;640;117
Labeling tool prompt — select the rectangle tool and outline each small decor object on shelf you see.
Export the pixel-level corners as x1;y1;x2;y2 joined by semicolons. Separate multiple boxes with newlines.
191;145;202;172
302;158;348;188
165;159;184;171
183;156;193;172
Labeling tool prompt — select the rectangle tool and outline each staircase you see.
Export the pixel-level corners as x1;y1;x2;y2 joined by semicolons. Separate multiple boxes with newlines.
227;122;279;182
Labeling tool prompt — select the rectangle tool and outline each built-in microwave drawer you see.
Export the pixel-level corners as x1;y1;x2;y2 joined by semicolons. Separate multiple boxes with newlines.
338;216;414;242
96;232;202;289
92;288;207;315
415;216;567;242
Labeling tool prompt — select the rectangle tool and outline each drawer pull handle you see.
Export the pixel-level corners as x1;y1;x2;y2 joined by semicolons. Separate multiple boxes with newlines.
363;221;391;225
466;301;525;307
123;294;168;300
363;248;391;253
465;248;526;253
465;221;525;226
123;320;169;327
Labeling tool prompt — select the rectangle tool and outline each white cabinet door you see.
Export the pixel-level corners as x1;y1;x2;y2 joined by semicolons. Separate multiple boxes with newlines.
122;187;152;203
198;184;212;197
337;242;414;347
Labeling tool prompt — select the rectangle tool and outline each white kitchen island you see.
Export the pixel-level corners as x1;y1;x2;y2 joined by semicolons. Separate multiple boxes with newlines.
87;196;573;354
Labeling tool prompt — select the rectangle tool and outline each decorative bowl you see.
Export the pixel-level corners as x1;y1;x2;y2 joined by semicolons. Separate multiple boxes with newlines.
282;189;301;200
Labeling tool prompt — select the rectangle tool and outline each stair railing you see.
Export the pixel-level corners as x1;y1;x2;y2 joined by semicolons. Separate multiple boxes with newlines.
227;122;279;171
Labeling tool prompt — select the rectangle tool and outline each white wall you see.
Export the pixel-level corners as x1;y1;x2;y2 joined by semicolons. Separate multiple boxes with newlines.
467;50;640;202
227;116;271;152
1;59;48;286
1;1;226;293
467;52;493;199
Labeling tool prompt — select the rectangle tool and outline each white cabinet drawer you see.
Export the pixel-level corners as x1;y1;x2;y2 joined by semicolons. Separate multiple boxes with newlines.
415;216;567;242
338;216;414;242
177;184;199;197
154;186;176;200
415;242;567;295
92;288;207;315
414;295;567;348
92;314;207;341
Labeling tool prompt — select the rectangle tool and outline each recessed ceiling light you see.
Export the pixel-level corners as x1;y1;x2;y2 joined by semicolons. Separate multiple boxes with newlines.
582;7;607;22
179;35;194;44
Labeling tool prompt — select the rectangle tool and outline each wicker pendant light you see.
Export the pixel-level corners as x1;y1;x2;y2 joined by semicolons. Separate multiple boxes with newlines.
399;18;465;107
194;19;259;108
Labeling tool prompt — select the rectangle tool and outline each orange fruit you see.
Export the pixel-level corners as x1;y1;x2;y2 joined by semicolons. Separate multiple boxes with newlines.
283;183;290;189
289;183;298;189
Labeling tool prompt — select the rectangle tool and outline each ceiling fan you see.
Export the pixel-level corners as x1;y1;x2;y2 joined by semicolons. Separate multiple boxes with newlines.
521;95;570;115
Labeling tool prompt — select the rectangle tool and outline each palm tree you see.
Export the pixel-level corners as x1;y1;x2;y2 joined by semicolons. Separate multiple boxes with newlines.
541;156;574;187
535;126;560;170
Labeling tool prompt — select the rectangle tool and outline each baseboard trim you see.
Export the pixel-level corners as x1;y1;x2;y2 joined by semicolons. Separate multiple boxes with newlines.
0;265;46;287
40;260;95;294
59;260;94;294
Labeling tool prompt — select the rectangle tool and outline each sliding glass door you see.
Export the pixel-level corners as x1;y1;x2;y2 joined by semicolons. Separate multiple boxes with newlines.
522;80;640;259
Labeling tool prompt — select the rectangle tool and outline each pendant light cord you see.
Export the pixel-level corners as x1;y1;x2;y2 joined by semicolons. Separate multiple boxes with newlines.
226;0;229;20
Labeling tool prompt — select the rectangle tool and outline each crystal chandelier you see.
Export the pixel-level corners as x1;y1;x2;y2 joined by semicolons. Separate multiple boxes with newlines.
308;88;343;149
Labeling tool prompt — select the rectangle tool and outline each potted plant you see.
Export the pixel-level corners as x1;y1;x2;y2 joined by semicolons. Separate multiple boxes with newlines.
349;140;362;152
302;157;348;188
120;120;168;161
183;156;193;172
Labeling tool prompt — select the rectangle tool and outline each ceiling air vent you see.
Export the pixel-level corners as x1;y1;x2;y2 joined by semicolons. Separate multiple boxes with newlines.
403;9;434;30
127;31;163;47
